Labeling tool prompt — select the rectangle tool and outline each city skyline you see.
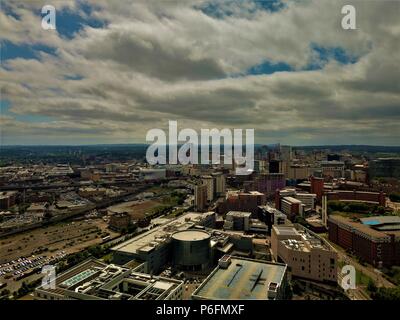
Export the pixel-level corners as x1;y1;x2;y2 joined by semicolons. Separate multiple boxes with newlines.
1;0;400;146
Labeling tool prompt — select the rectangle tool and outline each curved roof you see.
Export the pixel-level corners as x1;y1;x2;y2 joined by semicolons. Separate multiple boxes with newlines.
172;230;210;241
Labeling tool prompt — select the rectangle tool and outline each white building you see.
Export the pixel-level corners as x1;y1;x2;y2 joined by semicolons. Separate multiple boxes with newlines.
295;193;316;210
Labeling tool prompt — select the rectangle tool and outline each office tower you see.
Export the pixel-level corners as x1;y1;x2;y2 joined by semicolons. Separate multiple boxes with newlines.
195;184;208;212
201;175;215;201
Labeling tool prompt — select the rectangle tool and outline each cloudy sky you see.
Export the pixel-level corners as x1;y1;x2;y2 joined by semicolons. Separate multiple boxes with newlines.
1;0;399;145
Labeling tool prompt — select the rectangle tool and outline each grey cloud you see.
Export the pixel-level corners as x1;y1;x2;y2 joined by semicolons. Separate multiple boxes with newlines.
1;0;400;145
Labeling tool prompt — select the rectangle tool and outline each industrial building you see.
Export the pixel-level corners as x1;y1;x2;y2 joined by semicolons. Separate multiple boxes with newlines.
191;256;288;300
271;225;338;283
34;259;183;300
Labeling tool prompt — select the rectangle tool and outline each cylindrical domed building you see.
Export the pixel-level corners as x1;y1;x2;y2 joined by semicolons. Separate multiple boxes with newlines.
172;229;211;271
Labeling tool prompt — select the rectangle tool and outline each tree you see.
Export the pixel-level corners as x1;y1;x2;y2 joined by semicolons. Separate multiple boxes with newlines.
0;289;10;297
367;279;377;293
389;193;400;203
371;286;400;300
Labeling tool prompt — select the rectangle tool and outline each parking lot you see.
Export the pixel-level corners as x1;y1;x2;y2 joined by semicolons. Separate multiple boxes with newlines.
0;217;119;294
0;251;66;279
0;251;67;294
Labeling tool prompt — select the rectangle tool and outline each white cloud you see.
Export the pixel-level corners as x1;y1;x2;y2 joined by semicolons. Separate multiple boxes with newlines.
1;0;399;145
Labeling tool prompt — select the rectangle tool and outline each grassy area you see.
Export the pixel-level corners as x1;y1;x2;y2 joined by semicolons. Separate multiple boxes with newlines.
382;266;400;286
101;253;113;263
356;270;374;287
337;254;375;292
164;207;189;219
328;200;391;216
146;186;174;195
147;204;173;217
338;260;346;269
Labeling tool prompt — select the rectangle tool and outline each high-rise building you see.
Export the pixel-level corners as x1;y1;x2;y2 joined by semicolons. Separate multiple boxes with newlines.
212;172;226;196
254;160;267;173
194;184;208;212
279;145;292;162
320;161;345;179
249;173;286;196
0;191;17;210
369;158;400;179
287;165;311;180
269;160;281;174
310;176;324;203
201;175;215;201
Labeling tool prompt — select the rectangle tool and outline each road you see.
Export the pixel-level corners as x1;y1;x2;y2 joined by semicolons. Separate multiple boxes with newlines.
336;248;395;289
337;272;371;300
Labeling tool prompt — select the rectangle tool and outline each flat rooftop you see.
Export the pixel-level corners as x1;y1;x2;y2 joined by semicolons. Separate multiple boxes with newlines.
282;196;302;204
360;216;400;226
192;257;286;300
226;211;252;217
111;212;204;254
274;224;334;251
172;230;210;241
36;258;182;300
329;215;397;239
273;225;299;237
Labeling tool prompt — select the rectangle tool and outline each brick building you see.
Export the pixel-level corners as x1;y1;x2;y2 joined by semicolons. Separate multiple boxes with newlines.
328;215;400;267
217;191;266;215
